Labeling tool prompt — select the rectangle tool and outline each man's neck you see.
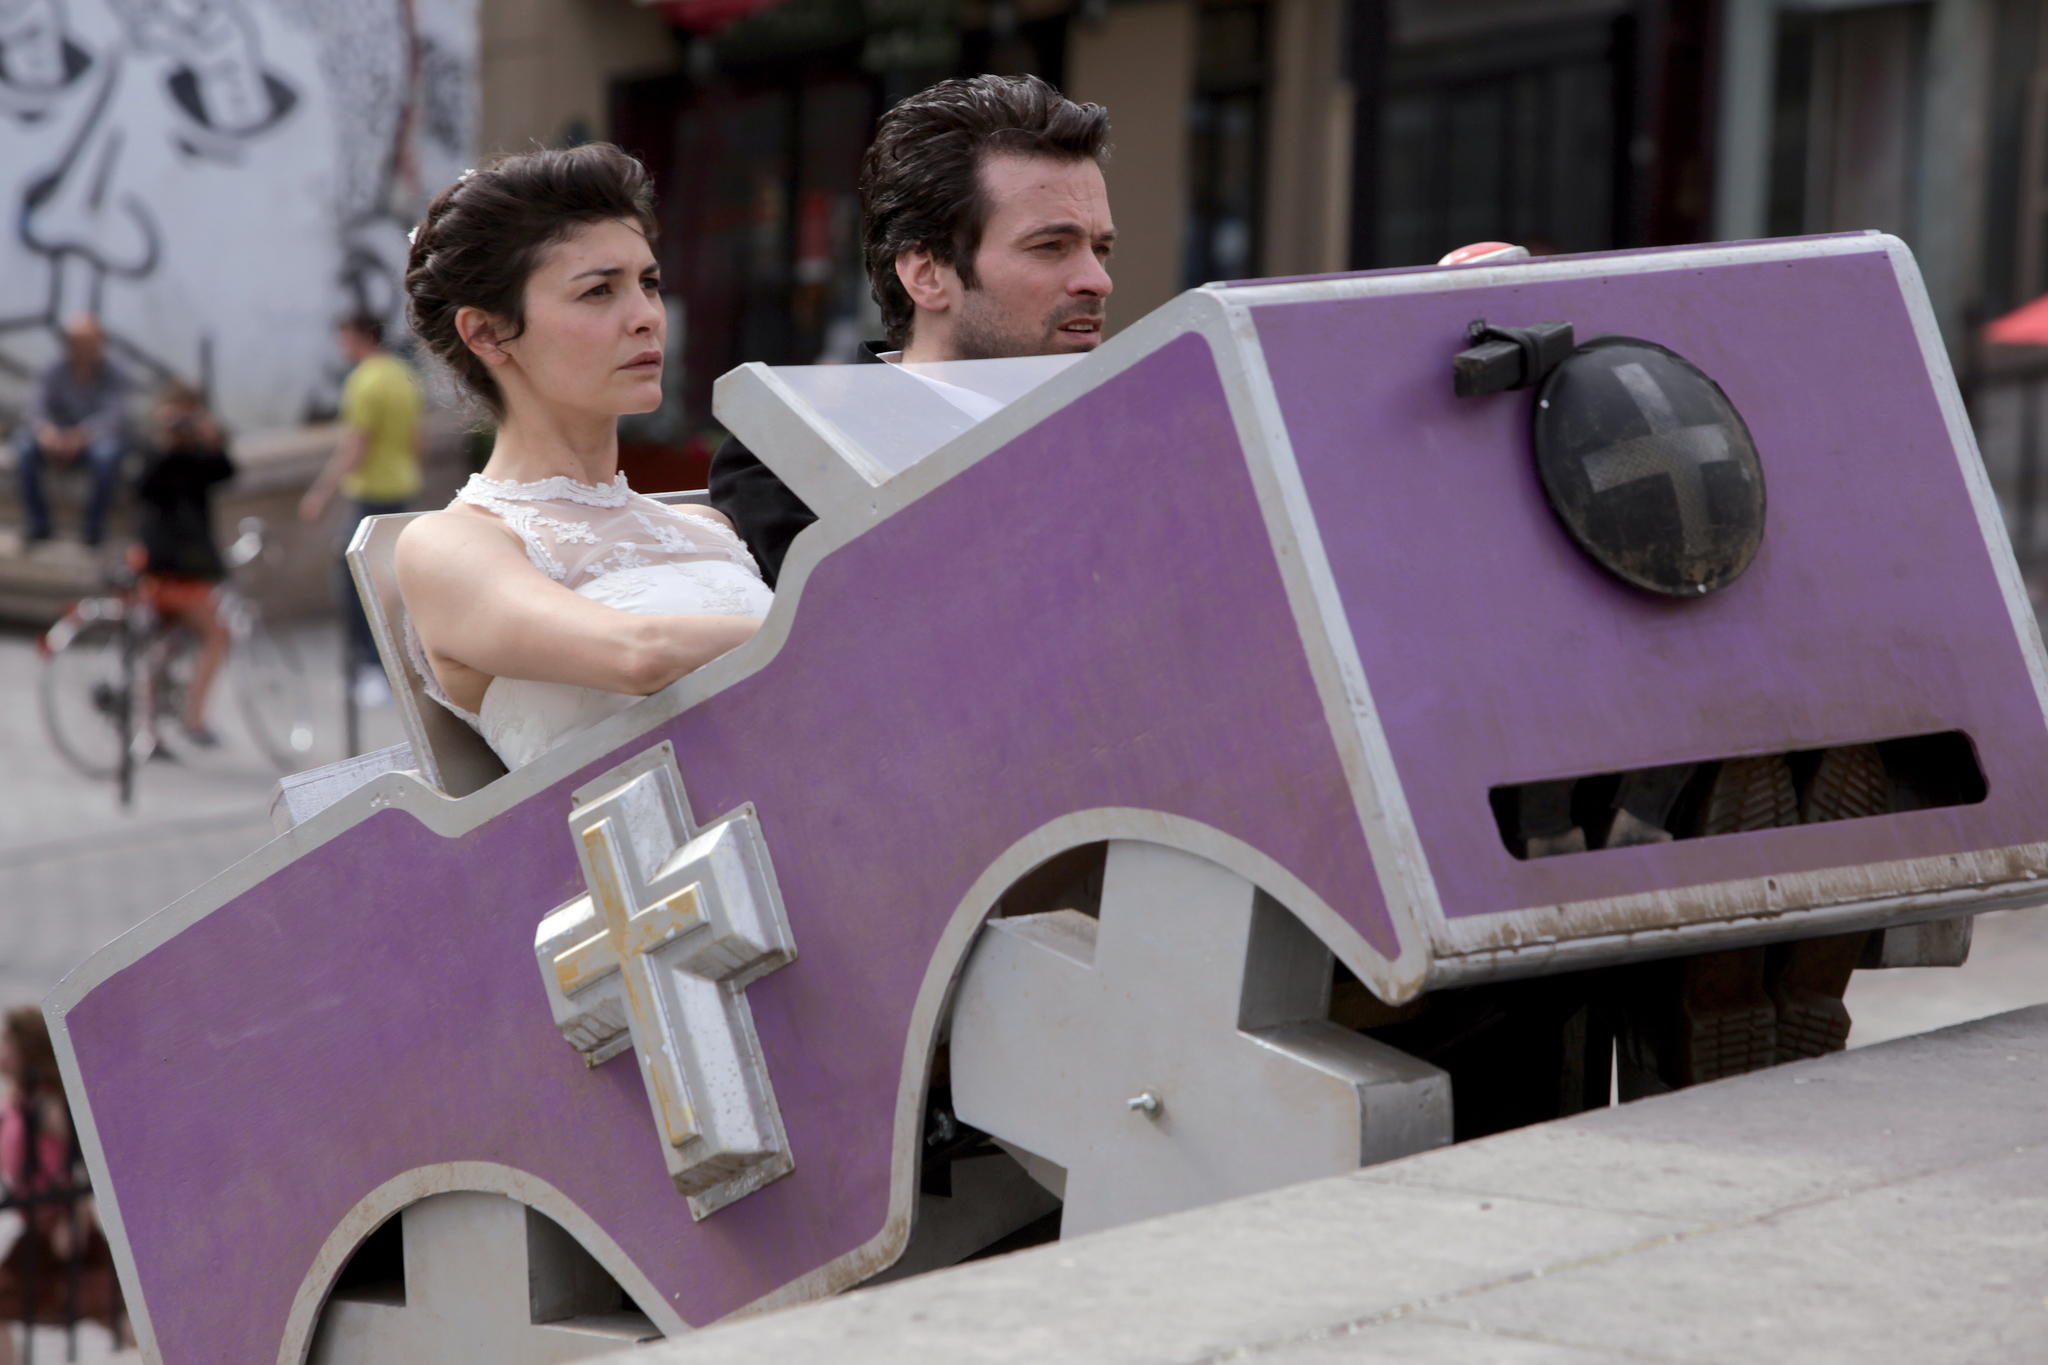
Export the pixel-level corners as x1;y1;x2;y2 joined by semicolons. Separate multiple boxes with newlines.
898;318;968;363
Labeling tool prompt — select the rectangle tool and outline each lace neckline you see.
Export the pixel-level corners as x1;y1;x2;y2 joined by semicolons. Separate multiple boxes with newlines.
461;471;636;508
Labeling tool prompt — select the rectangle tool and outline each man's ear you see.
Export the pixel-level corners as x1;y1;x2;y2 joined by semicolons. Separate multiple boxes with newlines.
895;248;954;315
456;306;511;367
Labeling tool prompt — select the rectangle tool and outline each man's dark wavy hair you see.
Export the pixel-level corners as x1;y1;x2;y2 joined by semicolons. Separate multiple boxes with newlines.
861;75;1110;349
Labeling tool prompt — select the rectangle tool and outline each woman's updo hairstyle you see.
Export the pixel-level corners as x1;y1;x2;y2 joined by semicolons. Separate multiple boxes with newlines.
406;143;657;419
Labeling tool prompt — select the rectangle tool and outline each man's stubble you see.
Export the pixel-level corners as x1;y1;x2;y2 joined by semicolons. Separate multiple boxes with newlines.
949;289;1105;360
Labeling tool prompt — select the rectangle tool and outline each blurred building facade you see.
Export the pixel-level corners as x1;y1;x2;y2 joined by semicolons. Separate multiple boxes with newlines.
8;0;2048;440
0;0;479;434
484;0;2048;432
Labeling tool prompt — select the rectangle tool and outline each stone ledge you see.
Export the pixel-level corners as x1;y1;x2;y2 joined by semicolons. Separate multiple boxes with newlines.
0;417;471;624
618;1002;2048;1363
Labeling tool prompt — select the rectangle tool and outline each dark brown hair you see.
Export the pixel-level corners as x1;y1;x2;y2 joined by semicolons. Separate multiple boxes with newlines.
861;75;1110;349
155;380;205;410
405;144;657;419
5;1007;55;1088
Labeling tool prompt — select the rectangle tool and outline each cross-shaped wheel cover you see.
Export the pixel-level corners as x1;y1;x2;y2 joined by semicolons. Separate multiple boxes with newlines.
950;841;1451;1239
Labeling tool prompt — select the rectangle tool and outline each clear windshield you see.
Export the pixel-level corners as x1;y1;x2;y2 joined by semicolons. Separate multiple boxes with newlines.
768;353;1084;479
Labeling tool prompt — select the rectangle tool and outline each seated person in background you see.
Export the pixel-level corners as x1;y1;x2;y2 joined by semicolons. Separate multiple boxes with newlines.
131;383;235;747
15;313;129;548
395;144;768;772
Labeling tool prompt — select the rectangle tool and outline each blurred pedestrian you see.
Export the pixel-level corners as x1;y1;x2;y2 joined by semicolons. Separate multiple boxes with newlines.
132;383;236;747
299;313;421;706
15;313;129;548
0;1007;127;1363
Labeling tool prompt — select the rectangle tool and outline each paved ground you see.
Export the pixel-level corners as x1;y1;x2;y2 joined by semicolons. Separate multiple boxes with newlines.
0;619;408;1014
1845;907;2048;1046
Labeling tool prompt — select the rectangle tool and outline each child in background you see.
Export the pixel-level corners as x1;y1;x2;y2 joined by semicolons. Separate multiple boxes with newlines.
131;383;236;747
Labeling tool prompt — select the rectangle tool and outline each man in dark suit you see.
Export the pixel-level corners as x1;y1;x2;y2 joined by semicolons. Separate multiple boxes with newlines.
710;73;1116;584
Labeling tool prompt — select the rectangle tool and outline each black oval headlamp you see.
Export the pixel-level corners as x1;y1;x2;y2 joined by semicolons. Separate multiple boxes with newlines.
1530;337;1766;597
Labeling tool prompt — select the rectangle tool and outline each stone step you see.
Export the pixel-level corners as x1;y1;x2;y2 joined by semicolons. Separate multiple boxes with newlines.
616;1000;2048;1363
0;420;471;625
0;532;109;623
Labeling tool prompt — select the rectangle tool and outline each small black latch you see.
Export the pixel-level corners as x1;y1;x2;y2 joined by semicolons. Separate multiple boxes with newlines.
1453;319;1575;398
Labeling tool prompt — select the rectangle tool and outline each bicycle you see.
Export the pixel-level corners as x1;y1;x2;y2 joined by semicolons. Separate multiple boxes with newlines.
38;518;320;805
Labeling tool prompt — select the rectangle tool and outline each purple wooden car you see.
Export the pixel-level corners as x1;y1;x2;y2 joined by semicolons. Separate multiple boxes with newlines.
47;233;2048;1363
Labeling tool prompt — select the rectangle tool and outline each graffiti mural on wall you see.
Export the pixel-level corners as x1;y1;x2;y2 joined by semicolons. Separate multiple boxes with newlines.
0;0;474;431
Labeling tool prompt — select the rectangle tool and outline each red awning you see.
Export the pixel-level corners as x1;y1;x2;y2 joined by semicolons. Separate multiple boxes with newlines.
651;0;787;33
1986;293;2048;347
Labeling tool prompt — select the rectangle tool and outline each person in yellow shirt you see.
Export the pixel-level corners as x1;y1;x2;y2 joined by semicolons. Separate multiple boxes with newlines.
301;313;422;705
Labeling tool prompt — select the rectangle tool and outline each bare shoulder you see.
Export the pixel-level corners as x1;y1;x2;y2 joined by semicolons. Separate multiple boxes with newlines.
639;492;733;532
395;505;527;581
670;504;737;532
398;503;518;551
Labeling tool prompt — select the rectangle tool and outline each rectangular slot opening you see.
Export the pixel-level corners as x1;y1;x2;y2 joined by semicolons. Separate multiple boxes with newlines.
1488;731;1985;860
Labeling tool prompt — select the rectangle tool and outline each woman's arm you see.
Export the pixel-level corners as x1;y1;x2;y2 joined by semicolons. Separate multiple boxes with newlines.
299;429;366;524
395;509;763;713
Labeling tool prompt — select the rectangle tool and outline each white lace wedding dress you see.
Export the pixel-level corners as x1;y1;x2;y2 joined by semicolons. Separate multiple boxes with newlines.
409;472;773;771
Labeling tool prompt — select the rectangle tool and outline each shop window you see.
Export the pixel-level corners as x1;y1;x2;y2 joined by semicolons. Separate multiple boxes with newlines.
1764;4;1930;244
1186;0;1269;287
1374;14;1624;267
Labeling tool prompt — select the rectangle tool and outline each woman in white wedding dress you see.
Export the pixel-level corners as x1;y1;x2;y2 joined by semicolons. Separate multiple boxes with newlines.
395;145;769;770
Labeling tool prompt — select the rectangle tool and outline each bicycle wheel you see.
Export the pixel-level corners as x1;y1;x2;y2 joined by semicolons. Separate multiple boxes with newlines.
40;608;131;780
117;617;139;807
229;608;319;771
148;626;199;737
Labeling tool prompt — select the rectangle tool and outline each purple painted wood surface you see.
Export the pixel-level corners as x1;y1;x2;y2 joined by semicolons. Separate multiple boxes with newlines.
63;335;1388;1360
1255;246;2048;918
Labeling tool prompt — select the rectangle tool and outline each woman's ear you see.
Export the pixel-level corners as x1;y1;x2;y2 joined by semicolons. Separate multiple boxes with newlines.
895;248;953;315
456;306;510;367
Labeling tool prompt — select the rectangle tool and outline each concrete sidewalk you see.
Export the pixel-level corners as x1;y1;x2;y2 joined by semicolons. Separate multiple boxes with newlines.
0;620;410;1013
629;1004;2048;1365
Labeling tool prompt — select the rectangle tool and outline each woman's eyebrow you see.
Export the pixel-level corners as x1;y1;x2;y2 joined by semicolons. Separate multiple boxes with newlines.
569;265;629;282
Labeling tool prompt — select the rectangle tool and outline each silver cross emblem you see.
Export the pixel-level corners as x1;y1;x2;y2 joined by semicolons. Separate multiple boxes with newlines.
535;746;797;1219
